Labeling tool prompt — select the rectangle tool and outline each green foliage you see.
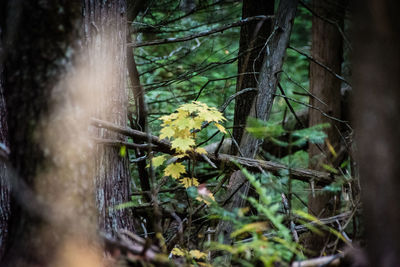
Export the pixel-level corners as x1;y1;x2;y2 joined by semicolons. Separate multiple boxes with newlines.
209;167;303;266
123;2;356;266
246;116;330;148
246;117;284;139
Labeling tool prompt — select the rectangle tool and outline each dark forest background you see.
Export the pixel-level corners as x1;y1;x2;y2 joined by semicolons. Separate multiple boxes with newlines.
0;0;399;266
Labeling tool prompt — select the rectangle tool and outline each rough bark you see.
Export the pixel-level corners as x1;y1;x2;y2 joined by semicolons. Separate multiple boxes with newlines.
216;0;298;246
83;0;135;235
353;0;400;266
0;2;92;266
306;0;345;255
232;0;274;151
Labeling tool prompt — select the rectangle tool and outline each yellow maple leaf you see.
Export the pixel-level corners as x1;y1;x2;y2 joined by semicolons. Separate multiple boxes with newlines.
160;126;175;139
189;249;207;259
171;137;195;152
193;117;204;130
195;147;207;154
177;102;200;113
179;177;199;188
193;101;208;108
175;116;195;130
214;123;227;134
148;155;166;168
198;108;225;123
164;162;186;179
208;109;226;122
176;110;189;120
171;247;185;257
159;113;179;125
173;128;191;139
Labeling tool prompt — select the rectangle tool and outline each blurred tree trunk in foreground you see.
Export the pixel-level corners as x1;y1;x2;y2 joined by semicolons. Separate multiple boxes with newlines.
0;1;93;266
83;0;135;235
354;0;400;266
306;0;345;255
0;20;10;260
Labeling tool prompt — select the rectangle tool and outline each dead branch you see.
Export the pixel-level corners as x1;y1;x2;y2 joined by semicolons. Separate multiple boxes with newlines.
90;118;336;185
92;137;156;150
291;254;342;267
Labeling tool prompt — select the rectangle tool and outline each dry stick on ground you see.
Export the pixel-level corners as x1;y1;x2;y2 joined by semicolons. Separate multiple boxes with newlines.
290;254;343;267
128;15;274;48
90;117;336;185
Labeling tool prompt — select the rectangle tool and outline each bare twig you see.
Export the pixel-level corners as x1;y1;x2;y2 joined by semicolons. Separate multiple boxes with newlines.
128;15;274;48
288;46;351;86
90;118;336;185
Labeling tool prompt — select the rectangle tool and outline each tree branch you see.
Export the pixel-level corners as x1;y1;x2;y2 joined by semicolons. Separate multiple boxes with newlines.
90;118;335;185
128;15;274;48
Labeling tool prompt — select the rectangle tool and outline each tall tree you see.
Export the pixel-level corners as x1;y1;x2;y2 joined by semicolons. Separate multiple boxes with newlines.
0;1;92;266
0;21;10;259
83;0;135;235
354;0;400;265
217;0;298;248
127;0;151;202
306;0;346;254
232;0;274;151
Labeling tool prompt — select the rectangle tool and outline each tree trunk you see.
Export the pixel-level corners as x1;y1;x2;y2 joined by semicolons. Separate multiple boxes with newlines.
353;0;400;265
217;0;298;247
0;21;10;260
232;0;274;152
83;0;135;235
0;1;94;266
306;0;345;255
127;0;151;202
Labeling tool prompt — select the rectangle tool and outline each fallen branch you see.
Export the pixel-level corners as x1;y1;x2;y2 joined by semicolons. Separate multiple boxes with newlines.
291;254;343;267
91;118;336;185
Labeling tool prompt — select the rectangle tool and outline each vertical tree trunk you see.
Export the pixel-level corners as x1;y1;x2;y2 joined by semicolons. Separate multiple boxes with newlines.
83;0;135;235
0;21;10;260
1;2;90;266
217;0;297;248
232;0;274;151
306;0;345;255
354;0;400;265
127;0;151;202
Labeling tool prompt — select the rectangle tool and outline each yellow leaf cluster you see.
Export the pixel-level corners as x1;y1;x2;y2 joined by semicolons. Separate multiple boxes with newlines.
157;101;226;205
171;247;207;260
164;163;186;179
179;177;200;188
158;101;226;153
147;155;166;168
